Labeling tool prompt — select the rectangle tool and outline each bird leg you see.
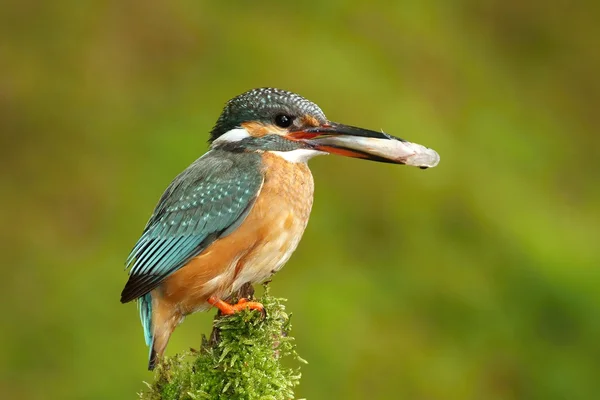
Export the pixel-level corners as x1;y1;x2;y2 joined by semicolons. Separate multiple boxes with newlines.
207;296;264;315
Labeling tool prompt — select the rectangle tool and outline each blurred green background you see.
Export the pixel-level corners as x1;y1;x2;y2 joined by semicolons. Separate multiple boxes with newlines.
2;1;599;399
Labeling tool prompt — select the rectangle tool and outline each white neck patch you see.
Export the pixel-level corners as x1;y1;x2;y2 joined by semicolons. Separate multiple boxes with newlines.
268;149;327;163
211;128;250;145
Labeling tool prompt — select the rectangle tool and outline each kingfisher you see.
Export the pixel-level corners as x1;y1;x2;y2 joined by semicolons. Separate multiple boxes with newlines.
121;88;439;370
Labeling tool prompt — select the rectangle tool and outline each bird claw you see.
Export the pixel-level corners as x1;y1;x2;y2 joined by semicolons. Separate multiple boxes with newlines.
208;296;265;317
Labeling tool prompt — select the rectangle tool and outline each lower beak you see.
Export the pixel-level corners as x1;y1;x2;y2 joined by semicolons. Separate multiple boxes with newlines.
289;122;440;168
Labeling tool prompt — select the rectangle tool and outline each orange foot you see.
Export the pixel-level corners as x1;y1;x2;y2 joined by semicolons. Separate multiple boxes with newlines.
208;296;265;316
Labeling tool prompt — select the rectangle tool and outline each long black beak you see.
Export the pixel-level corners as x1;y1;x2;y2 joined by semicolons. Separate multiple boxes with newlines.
289;122;440;168
303;122;402;140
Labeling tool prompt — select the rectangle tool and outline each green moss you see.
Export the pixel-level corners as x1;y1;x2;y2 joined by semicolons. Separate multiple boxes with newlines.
140;286;306;400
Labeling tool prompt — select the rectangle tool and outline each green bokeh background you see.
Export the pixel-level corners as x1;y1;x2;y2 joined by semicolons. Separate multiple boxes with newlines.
2;1;598;399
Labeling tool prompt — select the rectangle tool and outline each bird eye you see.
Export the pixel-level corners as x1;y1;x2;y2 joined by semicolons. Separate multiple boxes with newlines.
274;114;294;128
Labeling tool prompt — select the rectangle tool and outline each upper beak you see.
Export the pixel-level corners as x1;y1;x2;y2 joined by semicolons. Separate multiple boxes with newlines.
288;122;440;168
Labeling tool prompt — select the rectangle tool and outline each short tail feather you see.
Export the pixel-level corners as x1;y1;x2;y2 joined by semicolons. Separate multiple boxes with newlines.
139;293;157;370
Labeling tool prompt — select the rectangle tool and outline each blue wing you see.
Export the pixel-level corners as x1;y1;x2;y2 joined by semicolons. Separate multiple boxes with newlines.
120;150;264;303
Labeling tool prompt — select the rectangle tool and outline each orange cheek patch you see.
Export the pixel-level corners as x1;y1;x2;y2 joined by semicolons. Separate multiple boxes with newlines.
241;121;270;137
241;121;287;138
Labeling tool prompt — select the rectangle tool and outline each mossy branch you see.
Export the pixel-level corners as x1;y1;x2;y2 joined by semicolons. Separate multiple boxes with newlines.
140;284;306;400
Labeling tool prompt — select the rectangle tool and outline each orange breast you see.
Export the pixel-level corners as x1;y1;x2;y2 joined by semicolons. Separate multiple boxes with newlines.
157;152;314;315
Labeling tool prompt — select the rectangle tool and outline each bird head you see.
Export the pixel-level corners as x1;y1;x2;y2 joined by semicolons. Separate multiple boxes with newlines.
209;87;439;167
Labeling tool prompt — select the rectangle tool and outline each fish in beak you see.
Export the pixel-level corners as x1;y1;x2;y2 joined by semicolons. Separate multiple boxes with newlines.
289;122;440;169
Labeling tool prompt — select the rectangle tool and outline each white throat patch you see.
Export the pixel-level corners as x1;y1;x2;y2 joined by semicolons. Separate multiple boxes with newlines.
268;149;327;163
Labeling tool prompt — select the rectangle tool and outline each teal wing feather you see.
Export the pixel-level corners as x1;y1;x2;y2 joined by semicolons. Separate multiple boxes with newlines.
120;150;264;303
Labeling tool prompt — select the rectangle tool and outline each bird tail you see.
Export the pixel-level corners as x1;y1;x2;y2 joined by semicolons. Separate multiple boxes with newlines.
138;293;157;370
